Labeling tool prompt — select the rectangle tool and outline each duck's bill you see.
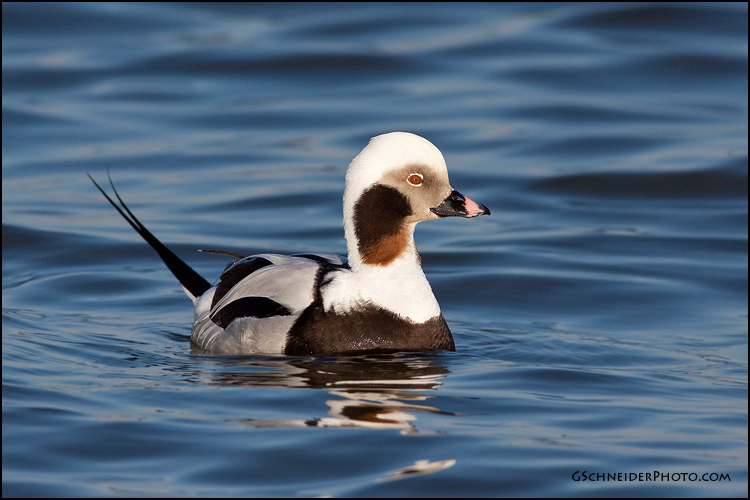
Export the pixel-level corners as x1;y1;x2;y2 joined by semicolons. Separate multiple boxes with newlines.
430;190;490;218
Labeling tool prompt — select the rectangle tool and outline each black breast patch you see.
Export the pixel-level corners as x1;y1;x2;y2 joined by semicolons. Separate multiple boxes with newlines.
285;294;454;355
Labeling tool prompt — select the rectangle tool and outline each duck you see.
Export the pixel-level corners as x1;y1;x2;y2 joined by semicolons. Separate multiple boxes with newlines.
89;132;490;355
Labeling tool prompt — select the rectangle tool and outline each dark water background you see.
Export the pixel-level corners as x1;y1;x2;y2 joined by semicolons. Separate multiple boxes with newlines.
3;2;747;497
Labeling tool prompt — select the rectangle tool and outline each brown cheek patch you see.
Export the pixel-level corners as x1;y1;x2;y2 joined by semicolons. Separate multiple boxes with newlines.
360;230;409;266
353;184;413;266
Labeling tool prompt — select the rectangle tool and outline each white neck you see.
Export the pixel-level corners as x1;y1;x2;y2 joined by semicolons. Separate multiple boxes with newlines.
323;232;442;323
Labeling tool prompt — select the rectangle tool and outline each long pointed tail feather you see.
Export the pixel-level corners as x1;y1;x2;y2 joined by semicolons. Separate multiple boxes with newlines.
88;172;212;300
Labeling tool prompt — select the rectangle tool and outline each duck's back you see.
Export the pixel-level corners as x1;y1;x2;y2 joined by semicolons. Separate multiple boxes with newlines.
191;253;344;353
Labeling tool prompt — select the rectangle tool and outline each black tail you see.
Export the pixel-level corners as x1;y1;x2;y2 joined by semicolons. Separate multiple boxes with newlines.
88;172;212;300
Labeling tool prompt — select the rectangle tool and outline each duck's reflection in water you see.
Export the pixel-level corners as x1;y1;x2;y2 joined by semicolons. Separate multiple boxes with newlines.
187;351;457;435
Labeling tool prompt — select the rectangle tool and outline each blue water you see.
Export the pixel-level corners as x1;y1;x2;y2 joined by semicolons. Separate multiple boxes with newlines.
3;2;747;497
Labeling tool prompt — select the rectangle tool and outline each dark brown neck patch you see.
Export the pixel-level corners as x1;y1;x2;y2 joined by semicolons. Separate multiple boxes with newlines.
353;184;412;266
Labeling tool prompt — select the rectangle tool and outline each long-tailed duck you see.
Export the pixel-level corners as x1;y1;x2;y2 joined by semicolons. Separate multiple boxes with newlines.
90;132;489;355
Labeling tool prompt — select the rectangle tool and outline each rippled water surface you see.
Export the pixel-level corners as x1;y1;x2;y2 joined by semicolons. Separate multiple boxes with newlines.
3;3;747;497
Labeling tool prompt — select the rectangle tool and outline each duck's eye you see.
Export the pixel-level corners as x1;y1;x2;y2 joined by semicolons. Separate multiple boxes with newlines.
407;173;423;186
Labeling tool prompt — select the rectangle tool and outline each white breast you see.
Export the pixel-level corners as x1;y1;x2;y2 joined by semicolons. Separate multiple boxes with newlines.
322;250;442;323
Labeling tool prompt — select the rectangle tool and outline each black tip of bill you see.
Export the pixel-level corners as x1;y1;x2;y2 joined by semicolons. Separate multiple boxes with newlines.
430;190;490;218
